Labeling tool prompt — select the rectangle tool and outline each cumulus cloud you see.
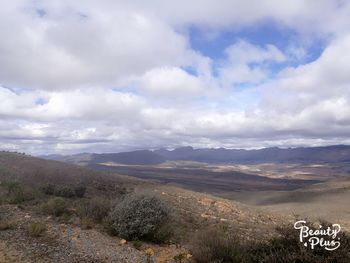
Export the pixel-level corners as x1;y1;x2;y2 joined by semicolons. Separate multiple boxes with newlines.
1;0;350;154
0;1;192;90
218;40;286;88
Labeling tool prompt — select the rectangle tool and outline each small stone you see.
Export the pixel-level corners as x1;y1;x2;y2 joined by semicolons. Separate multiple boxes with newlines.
118;239;127;245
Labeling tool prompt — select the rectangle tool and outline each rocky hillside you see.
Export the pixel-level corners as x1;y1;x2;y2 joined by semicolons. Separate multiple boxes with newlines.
0;152;286;263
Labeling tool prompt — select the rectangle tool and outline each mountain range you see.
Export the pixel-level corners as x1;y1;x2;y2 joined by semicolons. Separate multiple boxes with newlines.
41;145;350;165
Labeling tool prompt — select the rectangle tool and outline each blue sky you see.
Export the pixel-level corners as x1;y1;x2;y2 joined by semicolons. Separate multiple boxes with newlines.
0;0;350;154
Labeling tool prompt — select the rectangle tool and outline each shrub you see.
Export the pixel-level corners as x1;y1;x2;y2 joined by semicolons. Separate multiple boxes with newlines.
77;197;111;222
2;181;35;204
173;253;188;263
42;197;66;216
81;217;94;230
190;225;246;263
2;181;21;195
107;192;173;242
59;212;72;223
8;188;35;204
55;186;75;198
190;221;350;263
74;185;86;198
41;184;86;198
28;221;47;237
250;221;350;263
41;184;55;195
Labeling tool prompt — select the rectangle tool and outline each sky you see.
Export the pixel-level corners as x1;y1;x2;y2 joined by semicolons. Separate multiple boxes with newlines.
1;0;350;155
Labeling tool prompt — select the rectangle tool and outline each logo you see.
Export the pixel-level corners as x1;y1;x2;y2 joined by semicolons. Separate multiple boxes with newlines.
294;220;341;251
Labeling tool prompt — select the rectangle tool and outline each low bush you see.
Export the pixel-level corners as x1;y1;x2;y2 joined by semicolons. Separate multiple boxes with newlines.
28;221;47;237
42;197;66;217
41;183;55;195
55;186;75;198
191;225;246;263
41;184;86;198
74;185;86;198
250;221;350;263
1;181;35;204
190;221;350;263
77;197;111;222
106;191;173;243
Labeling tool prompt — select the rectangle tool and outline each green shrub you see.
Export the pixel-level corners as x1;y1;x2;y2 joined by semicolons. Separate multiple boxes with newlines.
55;186;75;198
41;184;86;198
190;225;245;263
107;192;173;242
250;221;350;263
8;188;35;204
2;181;35;204
77;197;111;222
28;221;47;237
41;184;55;195
2;181;21;195
42;197;66;216
74;185;86;198
190;221;350;263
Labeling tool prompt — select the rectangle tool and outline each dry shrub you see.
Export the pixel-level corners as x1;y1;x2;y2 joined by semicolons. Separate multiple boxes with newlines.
28;221;47;237
191;225;246;263
77;197;111;222
41;197;66;216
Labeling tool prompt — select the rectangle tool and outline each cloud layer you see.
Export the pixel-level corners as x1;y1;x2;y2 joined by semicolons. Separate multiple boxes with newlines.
1;0;350;154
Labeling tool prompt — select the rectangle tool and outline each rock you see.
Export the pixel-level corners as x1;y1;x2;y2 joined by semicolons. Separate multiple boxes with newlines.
118;239;127;246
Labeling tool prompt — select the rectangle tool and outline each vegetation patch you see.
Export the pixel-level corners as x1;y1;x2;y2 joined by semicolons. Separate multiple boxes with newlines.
106;191;174;243
28;221;47;237
41;197;67;217
77;197;111;223
0;181;36;204
191;225;246;263
190;221;350;263
41;183;86;198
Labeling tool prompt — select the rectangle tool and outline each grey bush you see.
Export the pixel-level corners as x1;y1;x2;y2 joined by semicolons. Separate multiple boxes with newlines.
107;192;173;242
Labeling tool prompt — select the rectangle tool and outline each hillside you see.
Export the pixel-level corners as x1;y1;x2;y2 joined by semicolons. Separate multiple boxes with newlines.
226;177;350;231
0;152;286;263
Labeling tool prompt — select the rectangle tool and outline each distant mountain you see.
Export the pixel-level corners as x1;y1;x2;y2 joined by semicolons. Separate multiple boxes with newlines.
155;145;350;164
41;145;350;165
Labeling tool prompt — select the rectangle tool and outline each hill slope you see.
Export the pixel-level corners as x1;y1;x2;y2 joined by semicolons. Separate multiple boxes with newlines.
0;152;286;262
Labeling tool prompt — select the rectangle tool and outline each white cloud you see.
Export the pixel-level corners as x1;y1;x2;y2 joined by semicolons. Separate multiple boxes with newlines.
139;67;214;97
0;1;192;90
1;1;350;154
217;40;286;87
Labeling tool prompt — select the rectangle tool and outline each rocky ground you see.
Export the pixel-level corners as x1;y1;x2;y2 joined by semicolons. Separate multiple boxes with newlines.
155;185;288;240
0;205;191;263
0;184;286;263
